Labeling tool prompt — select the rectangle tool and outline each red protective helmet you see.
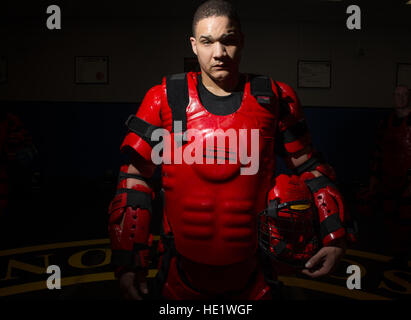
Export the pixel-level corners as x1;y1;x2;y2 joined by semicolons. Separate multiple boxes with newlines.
259;174;320;267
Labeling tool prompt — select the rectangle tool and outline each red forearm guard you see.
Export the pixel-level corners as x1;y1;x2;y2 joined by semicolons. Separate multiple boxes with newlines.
300;160;358;243
301;172;346;246
108;165;154;276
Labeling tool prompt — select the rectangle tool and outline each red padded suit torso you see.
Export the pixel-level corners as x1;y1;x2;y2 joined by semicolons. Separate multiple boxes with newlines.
160;72;279;265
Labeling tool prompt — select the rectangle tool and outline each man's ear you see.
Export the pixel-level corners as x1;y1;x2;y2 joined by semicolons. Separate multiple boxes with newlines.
190;36;198;56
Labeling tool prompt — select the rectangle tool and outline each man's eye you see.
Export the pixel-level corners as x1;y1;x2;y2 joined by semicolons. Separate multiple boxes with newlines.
221;38;237;46
202;40;211;45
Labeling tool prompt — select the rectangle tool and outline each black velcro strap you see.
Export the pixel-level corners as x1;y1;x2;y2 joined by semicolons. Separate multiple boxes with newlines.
304;175;337;194
250;75;275;97
281;119;309;144
294;157;321;175
266;199;278;219
250;75;276;107
273;240;287;255
320;214;343;240
166;73;188;134
116;188;152;212
118;171;147;183
125;115;161;149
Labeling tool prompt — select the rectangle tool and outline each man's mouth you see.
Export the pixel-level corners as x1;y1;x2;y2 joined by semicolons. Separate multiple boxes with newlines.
213;64;229;69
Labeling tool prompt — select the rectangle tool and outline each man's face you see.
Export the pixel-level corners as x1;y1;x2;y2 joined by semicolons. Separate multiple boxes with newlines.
190;15;244;82
394;86;410;109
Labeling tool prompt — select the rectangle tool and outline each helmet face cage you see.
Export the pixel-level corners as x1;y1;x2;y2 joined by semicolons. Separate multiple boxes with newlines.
258;198;320;268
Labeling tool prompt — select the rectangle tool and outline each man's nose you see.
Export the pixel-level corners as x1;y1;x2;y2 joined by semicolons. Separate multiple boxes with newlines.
213;42;227;59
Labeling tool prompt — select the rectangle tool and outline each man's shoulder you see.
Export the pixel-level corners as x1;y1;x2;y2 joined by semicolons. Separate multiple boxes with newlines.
144;81;165;99
138;81;166;111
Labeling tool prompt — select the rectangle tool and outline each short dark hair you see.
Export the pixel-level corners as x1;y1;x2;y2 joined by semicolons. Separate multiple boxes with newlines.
192;0;242;37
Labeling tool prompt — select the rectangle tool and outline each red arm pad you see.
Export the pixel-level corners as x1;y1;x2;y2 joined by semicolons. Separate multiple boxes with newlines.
120;84;163;162
314;163;337;182
272;80;357;244
109;205;151;251
313;185;346;245
121;132;153;162
283;135;311;154
108;180;154;275
273;81;315;159
302;172;347;246
110;84;163;276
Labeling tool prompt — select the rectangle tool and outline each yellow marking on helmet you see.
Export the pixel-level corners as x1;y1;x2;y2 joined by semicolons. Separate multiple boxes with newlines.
289;204;311;210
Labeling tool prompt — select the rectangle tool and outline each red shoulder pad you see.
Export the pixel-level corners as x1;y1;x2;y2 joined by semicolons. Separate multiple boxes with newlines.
315;163;337;181
273;81;305;130
120;84;164;161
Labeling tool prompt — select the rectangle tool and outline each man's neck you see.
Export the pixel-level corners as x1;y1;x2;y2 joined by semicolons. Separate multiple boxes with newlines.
395;106;411;118
200;70;240;96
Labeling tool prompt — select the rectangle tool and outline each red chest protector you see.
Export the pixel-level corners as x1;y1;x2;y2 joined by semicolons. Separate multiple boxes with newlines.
381;113;411;189
159;72;279;265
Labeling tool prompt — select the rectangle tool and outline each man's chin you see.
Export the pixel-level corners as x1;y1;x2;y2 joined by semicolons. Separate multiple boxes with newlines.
209;69;232;81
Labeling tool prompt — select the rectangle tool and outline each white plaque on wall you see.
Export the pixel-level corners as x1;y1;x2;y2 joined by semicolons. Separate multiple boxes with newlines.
298;60;331;88
75;56;109;84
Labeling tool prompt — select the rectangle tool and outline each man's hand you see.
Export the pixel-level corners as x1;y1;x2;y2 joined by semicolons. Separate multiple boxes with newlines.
118;269;149;300
301;241;346;278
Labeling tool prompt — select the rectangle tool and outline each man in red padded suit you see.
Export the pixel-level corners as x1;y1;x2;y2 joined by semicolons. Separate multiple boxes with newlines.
108;0;354;300
366;85;411;260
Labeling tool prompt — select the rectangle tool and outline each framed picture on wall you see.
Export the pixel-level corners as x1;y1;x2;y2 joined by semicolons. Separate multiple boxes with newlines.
396;63;411;88
0;56;7;84
75;56;109;84
298;60;331;88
